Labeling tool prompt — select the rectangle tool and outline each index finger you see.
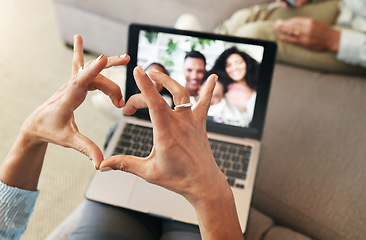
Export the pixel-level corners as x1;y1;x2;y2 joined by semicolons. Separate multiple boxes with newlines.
72;34;84;75
133;66;171;128
105;54;130;68
148;69;190;106
88;74;124;108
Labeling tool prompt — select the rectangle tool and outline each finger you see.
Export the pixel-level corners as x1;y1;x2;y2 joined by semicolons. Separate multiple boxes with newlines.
133;66;171;127
279;34;301;44
194;74;217;120
105;54;130;68
148;69;190;106
64;54;108;110
274;20;291;34
88;74;124;108
72;34;84;75
74;54;108;88
274;19;299;35
68;132;104;170
123;94;148;115
99;155;146;178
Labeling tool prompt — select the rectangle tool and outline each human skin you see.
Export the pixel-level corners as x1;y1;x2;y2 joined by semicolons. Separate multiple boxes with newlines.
0;35;244;240
224;53;255;112
199;80;224;105
100;68;244;240
211;81;225;105
0;35;129;191
225;53;247;82
183;57;206;97
274;0;341;52
274;17;340;52
146;64;166;92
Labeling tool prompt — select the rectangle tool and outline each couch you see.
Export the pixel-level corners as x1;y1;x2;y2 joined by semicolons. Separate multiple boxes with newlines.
50;0;366;239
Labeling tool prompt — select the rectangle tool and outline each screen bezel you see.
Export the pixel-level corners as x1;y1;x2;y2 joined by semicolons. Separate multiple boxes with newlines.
126;23;277;140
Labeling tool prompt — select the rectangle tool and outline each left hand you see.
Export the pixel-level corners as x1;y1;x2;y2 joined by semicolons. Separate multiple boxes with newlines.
21;35;130;169
273;17;340;52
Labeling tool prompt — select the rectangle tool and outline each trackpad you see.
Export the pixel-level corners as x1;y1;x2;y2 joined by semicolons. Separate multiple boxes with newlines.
128;178;197;224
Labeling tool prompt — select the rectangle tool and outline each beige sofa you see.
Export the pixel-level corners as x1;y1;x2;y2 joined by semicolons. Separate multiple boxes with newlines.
50;0;366;239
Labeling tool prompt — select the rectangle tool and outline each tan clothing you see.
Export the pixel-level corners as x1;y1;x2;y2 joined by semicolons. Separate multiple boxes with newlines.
215;1;366;75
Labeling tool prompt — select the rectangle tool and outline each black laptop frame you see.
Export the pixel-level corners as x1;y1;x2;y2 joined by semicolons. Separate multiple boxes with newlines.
126;23;277;141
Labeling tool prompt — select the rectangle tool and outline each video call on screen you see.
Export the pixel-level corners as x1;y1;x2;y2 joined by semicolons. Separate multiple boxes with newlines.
136;30;265;129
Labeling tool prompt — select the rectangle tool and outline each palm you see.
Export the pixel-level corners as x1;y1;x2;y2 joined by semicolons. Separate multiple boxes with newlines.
22;35;129;169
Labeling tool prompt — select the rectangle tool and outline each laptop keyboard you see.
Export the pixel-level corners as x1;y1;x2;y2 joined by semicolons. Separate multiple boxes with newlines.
113;123;251;189
210;139;251;189
113;123;153;158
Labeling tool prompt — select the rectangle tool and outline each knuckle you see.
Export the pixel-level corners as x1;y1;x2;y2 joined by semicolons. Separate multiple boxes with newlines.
119;161;128;172
72;61;79;69
307;19;315;27
70;74;77;84
117;156;133;173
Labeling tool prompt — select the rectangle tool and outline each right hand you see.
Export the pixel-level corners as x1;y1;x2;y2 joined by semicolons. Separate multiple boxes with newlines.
100;68;226;202
273;17;340;52
100;67;244;240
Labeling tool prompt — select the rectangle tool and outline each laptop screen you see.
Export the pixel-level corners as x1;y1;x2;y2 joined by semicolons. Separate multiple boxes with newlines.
126;24;276;140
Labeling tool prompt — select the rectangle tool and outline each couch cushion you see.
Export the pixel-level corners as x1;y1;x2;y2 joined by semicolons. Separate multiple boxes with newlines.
53;0;272;31
253;63;366;240
246;207;275;240
264;226;312;240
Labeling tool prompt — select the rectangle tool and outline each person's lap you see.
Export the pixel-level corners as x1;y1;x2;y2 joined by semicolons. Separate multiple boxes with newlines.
214;0;366;75
214;1;340;34
69;200;201;240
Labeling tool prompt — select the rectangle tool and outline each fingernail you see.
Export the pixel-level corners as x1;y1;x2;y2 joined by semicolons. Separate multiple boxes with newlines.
91;161;97;169
136;66;145;75
96;54;104;61
119;99;125;108
78;66;83;73
119;54;127;59
100;167;113;172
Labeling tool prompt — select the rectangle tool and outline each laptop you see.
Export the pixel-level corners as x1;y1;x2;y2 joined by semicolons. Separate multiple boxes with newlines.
86;23;276;233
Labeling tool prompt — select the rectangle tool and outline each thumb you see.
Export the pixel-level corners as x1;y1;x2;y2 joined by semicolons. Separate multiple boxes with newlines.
123;94;148;115
194;74;217;120
68;132;104;169
99;155;146;176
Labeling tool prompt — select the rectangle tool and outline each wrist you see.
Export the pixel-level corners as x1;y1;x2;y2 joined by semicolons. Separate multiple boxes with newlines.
193;182;235;214
184;168;236;220
18;127;48;150
190;176;243;239
0;128;48;191
19;111;47;146
184;165;230;206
